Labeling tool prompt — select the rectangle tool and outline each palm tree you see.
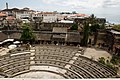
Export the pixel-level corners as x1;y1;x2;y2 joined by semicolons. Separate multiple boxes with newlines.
81;14;106;46
70;23;78;30
89;14;106;45
81;22;90;46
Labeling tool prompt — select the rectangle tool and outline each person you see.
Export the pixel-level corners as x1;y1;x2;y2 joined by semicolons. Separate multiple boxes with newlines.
98;43;100;47
108;46;111;52
26;43;31;50
77;44;80;47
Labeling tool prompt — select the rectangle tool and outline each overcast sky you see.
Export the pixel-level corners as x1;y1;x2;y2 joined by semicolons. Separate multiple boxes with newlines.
0;0;120;24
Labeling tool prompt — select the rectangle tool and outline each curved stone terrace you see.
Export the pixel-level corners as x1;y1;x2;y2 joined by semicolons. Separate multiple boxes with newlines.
0;44;118;79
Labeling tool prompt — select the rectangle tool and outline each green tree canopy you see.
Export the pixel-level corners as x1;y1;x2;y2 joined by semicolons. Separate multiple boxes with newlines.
71;24;78;30
98;57;105;64
100;23;105;29
112;24;120;30
110;56;120;65
72;11;77;14
89;14;105;31
20;23;35;41
81;22;90;46
90;24;100;33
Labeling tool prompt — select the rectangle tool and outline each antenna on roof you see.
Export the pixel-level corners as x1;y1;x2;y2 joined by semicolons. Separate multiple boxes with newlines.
6;2;8;9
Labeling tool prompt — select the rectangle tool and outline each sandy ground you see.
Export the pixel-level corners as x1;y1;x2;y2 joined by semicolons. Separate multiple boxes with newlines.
0;48;10;56
15;71;64;79
83;48;112;61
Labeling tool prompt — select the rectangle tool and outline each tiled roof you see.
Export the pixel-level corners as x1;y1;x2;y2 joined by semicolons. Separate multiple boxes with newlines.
0;13;6;17
43;12;56;14
70;14;89;17
33;12;56;15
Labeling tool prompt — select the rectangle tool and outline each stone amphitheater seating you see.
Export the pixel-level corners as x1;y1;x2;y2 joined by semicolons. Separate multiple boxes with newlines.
0;45;117;78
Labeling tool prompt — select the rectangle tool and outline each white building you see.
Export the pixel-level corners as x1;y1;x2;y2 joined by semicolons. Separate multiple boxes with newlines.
32;12;63;23
31;12;43;21
42;12;59;23
15;9;31;19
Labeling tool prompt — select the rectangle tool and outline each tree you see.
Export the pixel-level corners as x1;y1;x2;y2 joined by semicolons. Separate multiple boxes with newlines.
98;56;119;72
90;24;100;32
89;14;106;45
100;23;105;29
71;24;78;30
20;23;35;43
90;24;100;45
112;24;120;30
81;22;90;46
98;57;105;64
110;56;120;65
72;11;77;14
80;14;106;46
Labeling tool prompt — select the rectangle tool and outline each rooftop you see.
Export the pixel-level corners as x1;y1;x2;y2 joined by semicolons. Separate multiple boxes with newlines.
58;20;74;23
0;13;6;17
68;14;89;18
110;30;120;35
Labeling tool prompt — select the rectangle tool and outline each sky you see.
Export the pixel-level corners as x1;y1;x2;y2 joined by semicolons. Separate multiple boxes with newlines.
0;0;120;24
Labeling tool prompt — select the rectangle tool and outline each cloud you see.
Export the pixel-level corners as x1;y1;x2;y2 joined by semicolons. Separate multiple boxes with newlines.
0;0;119;23
103;0;120;7
41;0;120;9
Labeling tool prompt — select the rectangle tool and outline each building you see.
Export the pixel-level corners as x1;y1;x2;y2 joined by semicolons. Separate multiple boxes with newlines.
0;13;7;27
0;29;81;46
32;12;62;23
105;29;120;52
67;13;89;20
1;8;34;23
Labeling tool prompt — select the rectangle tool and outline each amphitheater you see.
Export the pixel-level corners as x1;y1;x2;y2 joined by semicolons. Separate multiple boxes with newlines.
0;45;117;79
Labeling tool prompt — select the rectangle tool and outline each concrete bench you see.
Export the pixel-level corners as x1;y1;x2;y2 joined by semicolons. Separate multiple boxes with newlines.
70;66;92;78
35;55;71;63
74;61;105;78
64;71;80;79
4;65;30;75
6;70;14;75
